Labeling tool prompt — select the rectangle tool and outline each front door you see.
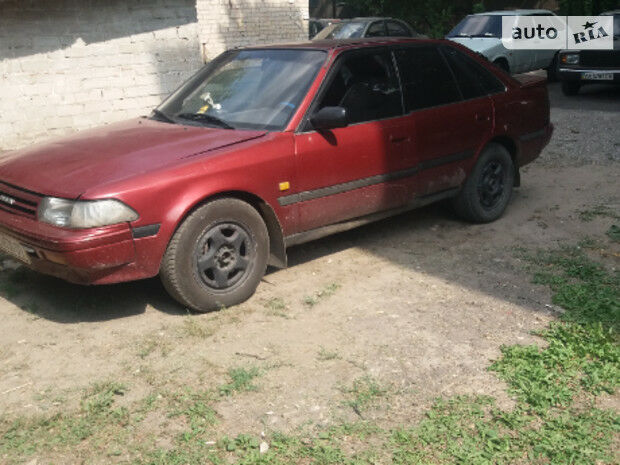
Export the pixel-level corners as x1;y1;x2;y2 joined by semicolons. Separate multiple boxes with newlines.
290;50;409;233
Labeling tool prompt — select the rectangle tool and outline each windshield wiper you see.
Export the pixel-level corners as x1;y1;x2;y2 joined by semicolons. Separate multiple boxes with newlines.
176;113;235;129
151;109;175;124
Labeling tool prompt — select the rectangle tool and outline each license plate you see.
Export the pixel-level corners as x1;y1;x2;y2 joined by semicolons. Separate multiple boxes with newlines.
0;233;31;264
582;72;613;80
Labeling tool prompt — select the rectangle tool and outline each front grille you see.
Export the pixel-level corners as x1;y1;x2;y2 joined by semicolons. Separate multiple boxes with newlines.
0;181;43;219
579;50;620;68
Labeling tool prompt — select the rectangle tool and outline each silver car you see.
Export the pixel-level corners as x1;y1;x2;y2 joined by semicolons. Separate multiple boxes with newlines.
447;9;560;80
313;17;424;40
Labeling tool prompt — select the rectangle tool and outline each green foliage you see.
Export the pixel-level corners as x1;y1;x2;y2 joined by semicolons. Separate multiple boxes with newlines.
344;376;388;414
607;224;620;242
218;366;261;396
558;0;618;15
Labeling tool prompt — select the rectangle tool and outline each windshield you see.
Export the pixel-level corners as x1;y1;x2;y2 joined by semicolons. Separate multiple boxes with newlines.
447;15;502;38
155;49;327;131
314;21;367;40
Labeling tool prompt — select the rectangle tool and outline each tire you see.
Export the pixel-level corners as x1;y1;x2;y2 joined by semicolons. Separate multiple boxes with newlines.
493;59;510;74
161;198;269;312
546;53;559;82
561;81;580;96
452;143;515;223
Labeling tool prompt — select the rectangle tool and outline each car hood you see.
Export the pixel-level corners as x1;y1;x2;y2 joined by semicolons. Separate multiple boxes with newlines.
448;37;505;56
0;119;267;198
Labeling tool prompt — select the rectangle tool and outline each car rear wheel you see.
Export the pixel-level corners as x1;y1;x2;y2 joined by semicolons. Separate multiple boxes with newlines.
561;81;581;96
452;143;515;223
161;198;269;312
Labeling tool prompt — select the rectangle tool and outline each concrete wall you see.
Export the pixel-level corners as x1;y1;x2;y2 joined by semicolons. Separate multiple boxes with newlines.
0;0;309;151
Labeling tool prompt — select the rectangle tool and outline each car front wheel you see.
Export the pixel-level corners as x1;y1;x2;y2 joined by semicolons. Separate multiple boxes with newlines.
161;198;269;312
452;143;515;223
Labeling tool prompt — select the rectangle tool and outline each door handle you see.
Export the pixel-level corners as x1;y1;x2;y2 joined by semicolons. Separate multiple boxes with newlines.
475;114;491;122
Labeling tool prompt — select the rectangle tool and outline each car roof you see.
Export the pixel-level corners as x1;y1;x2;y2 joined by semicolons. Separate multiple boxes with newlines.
243;37;432;52
337;17;402;22
474;9;555;16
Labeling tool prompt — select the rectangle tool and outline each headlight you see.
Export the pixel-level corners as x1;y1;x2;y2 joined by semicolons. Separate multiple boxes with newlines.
38;198;139;229
560;53;579;65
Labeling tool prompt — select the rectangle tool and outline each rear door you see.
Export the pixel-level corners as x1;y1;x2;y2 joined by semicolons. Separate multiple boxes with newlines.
291;49;410;233
393;45;495;197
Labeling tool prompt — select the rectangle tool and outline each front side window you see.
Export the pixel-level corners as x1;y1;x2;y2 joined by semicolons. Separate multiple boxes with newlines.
394;46;461;112
314;51;403;125
441;46;505;99
446;15;502;38
155;49;326;131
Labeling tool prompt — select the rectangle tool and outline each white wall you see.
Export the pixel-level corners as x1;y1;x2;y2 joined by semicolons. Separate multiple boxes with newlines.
0;0;203;150
0;0;309;151
196;0;309;61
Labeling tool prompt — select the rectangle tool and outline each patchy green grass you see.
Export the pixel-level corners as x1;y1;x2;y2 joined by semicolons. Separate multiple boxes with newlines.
343;376;388;416
607;224;620;242
1;240;618;465
218;366;261;396
317;346;340;361
578;204;620;222
262;297;290;318
178;316;213;338
303;283;341;308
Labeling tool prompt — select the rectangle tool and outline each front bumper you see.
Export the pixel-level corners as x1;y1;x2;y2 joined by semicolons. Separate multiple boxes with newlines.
0;208;140;284
558;67;620;84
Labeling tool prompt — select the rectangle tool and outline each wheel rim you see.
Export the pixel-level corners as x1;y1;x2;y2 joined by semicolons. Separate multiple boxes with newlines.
477;160;505;210
194;222;253;290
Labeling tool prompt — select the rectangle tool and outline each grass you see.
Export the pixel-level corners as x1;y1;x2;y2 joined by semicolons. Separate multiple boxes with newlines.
1;237;618;464
218;366;261;396
578;204;620;222
344;376;388;417
178;316;213;338
607;224;620;242
303;283;341;308
262;297;289;318
317;346;340;361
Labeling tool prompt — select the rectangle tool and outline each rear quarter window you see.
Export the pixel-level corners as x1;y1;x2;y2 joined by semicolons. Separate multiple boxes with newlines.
441;45;505;98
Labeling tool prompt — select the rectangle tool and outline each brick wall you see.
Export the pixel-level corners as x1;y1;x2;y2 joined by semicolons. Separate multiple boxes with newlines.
196;0;309;61
0;0;308;151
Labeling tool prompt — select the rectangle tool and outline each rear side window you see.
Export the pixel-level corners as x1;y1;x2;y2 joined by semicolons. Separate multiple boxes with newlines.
366;21;386;37
394;46;461;112
387;21;411;37
441;45;505;99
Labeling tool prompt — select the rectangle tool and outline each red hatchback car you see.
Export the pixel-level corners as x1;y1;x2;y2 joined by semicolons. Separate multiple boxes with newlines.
0;38;552;311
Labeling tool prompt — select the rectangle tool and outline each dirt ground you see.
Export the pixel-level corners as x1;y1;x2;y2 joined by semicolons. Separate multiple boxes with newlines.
0;80;618;440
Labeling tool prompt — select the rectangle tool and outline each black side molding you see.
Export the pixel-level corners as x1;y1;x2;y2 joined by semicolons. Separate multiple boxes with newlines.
132;224;161;239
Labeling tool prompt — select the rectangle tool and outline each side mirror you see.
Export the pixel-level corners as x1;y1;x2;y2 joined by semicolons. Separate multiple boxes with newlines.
310;106;348;130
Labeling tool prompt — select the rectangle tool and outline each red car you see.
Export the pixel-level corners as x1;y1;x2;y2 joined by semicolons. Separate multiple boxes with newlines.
0;38;552;311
